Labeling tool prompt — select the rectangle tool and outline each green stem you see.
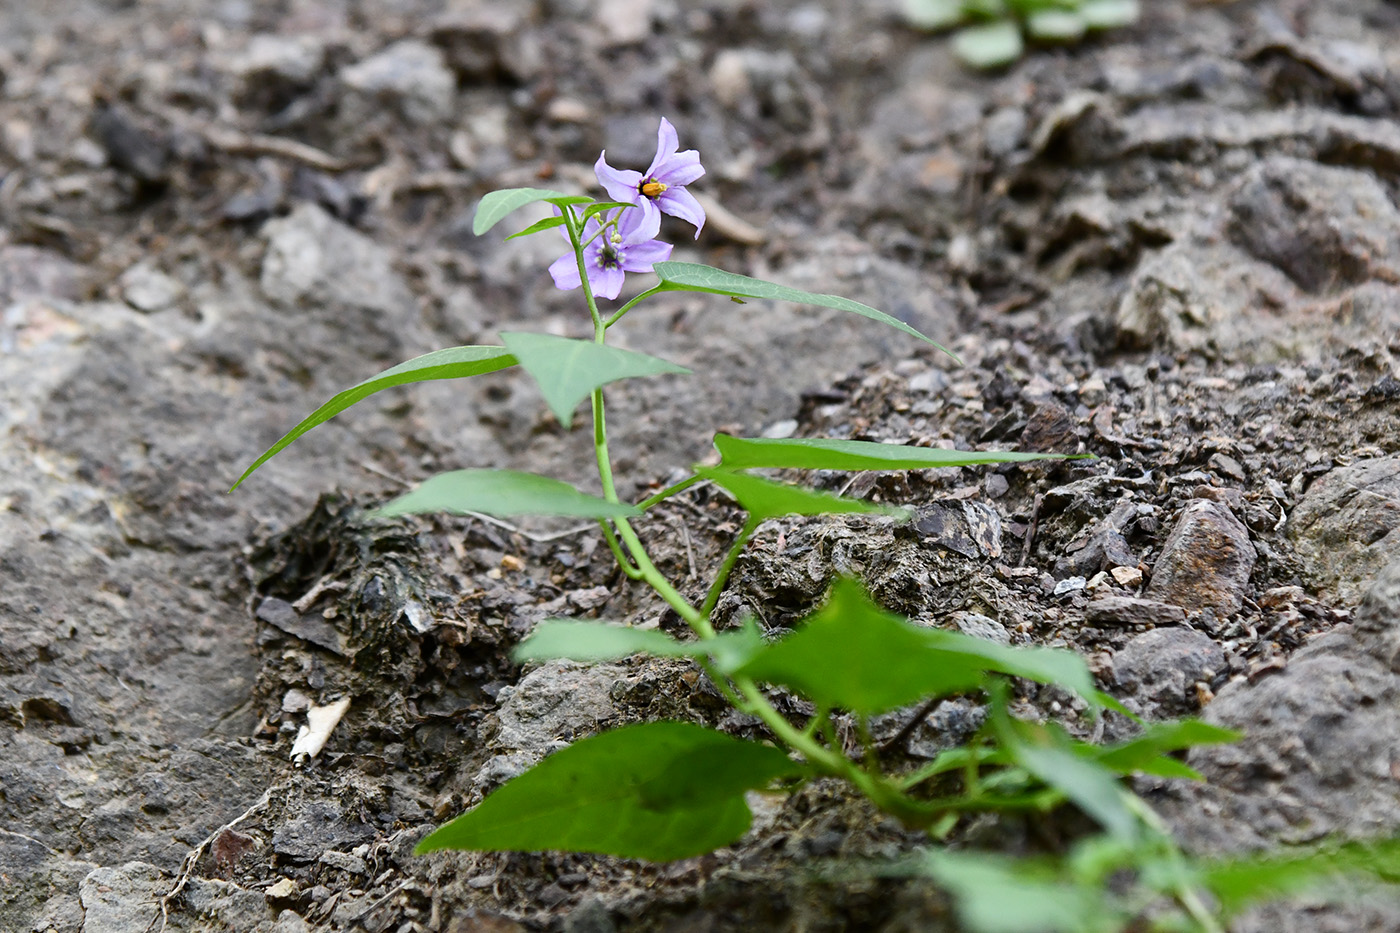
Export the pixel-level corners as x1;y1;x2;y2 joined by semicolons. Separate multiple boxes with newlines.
599;521;644;579
635;474;702;512
564;208;604;334
604;285;664;329
699;516;758;620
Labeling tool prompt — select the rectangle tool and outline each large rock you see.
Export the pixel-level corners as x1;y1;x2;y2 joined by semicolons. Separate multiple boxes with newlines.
340;40;456;125
1145;499;1256;616
1288;456;1400;606
260;203;414;316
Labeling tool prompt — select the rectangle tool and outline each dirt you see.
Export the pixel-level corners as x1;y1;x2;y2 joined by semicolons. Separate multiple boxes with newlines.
4;0;1400;930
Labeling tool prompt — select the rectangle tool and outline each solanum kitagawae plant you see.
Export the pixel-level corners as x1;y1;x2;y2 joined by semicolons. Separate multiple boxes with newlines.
232;118;1393;932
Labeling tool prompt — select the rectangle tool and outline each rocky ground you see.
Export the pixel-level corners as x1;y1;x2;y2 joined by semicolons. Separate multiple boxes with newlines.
3;0;1400;930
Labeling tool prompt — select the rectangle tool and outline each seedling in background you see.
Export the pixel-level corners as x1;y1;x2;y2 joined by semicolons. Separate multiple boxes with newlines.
234;119;1400;931
904;0;1141;69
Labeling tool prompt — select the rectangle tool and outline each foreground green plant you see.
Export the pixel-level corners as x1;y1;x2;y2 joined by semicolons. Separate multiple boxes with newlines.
234;119;1396;931
904;0;1140;68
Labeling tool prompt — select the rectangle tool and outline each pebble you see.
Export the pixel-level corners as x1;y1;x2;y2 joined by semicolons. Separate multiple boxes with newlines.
341;40;456;125
1287;455;1400;606
1084;595;1186;627
1144;499;1256;616
120;261;184;313
1113;627;1224;716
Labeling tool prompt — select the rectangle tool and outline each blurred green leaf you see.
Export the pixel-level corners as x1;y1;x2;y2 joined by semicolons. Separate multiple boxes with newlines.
372;469;639;521
696;467;907;524
1200;837;1400;917
992;698;1139;843
1080;0;1139;29
504;215;566;241
501;332;690;429
922;850;1118;933
473;187;572;235
953;20;1024;68
1094;720;1242;780
231;346;516;492
415;722;800;860
1026;9;1086;41
514;621;695;664
653;261;956;360
713;434;1080;472
733;578;1092;715
903;0;965;30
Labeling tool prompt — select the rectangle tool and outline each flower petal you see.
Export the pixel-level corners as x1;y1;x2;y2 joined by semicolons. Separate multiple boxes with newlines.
658;187;706;236
653;149;704;188
549;251;582;291
619;239;673;272
646;118;680;176
595;153;643;204
592;263;625;300
615;203;661;243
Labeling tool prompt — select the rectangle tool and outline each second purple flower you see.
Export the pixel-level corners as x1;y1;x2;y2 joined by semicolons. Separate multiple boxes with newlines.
548;207;673;301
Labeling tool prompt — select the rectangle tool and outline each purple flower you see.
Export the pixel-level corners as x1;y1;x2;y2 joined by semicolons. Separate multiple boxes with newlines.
595;117;706;238
548;207;673;300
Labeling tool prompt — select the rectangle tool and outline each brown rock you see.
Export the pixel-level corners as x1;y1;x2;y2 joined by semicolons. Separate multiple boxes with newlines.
1145;499;1256;616
1085;596;1187;628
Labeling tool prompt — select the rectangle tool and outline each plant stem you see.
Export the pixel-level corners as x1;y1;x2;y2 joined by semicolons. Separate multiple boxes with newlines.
699;516;758;620
604;285;664;329
599;521;644;579
635;474;703;511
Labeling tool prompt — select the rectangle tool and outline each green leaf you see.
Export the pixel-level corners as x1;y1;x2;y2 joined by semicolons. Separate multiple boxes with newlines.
1080;0;1139;30
415;722;801;860
706;619;767;676
652;261;956;360
696;467;908;524
1094;720;1242;779
514;621;696;664
231;346;516;492
953;20;1024;69
992;697;1139;844
1026;9;1085;41
733;578;1091;715
501;332;690;429
903;0;965;31
714;434;1080;472
581;200;637;223
473;187;572;235
922;851;1117;933
543;194;595;208
504;215;566;241
1200;837;1400;918
372;469;639;521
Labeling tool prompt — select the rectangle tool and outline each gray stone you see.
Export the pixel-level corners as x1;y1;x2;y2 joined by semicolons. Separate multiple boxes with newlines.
1085;596;1188;628
120;261;185;313
231;34;326;86
1226;156;1400;293
340;40;456;125
260;203;413;316
1113;627;1223;716
913;500;1002;560
1145;499;1256;616
271;800;374;861
1287;456;1400;606
79;862;167;933
950;611;1010;645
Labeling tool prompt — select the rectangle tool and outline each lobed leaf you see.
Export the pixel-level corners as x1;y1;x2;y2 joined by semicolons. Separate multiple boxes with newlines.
1094;719;1241;780
695;467;908;524
652;261;957;360
231;346;516;492
732;578;1093;715
372;469;639;521
501;332;690;429
714;433;1081;472
473;187;573;235
415;721;801;860
953;20;1024;69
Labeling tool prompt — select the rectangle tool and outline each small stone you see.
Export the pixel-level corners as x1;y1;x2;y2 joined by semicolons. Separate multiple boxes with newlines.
1110;565;1144;587
1053;576;1087;596
120;261;184;313
913;500;1002;560
266;877;297;900
950;611;1010;645
1085;595;1187;627
341;40;456;124
1144;500;1256;616
1287;455;1400;606
1113;627;1224;715
1020;401;1077;453
261;204;413;316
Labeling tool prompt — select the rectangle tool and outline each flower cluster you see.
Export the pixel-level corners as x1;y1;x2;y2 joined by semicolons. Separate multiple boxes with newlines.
550;118;705;300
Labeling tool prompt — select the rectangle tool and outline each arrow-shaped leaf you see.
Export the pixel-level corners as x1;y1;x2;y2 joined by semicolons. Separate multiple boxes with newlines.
501;332;690;429
415;722;800;860
372;469;638;520
473;187;573;235
696;467;908;523
653;261;956;360
231;346;516;491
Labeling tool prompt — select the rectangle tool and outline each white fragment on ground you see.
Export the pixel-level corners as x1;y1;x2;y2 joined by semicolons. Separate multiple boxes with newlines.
290;697;351;761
